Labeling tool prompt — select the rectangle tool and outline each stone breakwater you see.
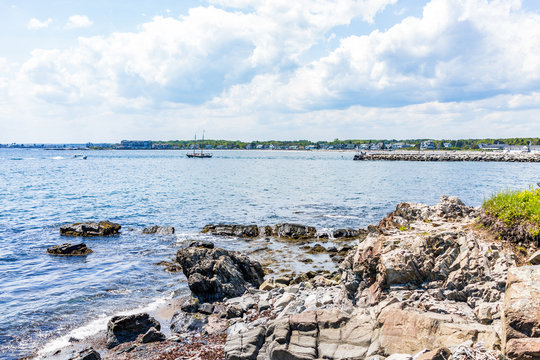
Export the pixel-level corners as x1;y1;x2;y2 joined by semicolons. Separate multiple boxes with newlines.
42;197;540;360
353;150;540;162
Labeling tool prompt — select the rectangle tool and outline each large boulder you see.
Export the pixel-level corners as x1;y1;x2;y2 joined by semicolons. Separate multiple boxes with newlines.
502;265;540;359
275;223;316;240
60;221;121;237
202;224;260;238
47;243;92;256
176;245;265;302
106;313;160;348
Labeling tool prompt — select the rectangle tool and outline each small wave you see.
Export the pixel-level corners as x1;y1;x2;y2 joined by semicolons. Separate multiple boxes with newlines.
322;214;361;219
36;296;170;358
52;156;64;160
10;157;23;160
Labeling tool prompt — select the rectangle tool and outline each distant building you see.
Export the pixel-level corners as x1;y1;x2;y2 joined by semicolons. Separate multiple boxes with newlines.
443;142;452;148
120;140;153;149
420;140;435;150
477;143;507;150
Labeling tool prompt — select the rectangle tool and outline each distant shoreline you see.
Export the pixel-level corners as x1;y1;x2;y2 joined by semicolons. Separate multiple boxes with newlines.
353;149;540;162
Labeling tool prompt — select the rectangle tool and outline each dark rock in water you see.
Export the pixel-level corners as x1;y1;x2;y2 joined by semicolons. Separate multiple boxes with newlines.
333;228;359;238
188;240;215;249
201;224;260;238
154;260;182;273
170;311;208;333
106;313;160;349
275;223;316;240
176;246;264;302
47;243;92;256
70;347;101;360
264;225;274;236
140;327;165;343
307;244;326;254
60;221;121;237
142;225;175;235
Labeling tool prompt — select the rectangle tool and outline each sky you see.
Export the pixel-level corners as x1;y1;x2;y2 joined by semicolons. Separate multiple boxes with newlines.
1;0;540;143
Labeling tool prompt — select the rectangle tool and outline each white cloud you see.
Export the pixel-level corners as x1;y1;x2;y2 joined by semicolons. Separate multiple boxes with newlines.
3;0;540;142
65;14;93;29
27;18;52;30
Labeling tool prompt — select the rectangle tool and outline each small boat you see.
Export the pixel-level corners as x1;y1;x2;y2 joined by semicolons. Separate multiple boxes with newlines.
73;154;87;159
187;131;213;158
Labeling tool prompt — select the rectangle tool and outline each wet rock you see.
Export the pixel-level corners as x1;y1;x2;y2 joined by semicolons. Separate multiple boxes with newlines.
502;265;540;357
154;260;181;272
176;246;264;302
333;228;359;238
199;303;215;315
307;244;326;254
188;240;214;249
179;296;200;313
70;347;101;360
140;327;165;343
60;221;121;237
260;279;276;290
106;313;160;349
170;311;208;334
275;223;316;240
47;243;92;256
202;224;260;238
226;304;245;319
142;225;175;235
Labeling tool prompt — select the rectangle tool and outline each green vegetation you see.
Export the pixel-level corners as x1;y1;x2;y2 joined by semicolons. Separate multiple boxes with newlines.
482;187;540;240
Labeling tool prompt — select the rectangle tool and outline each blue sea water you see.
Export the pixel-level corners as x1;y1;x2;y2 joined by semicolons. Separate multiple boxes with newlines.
1;148;539;359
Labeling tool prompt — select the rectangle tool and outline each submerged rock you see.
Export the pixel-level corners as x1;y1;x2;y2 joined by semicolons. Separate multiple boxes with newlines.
47;243;93;256
332;228;359;238
176;245;265;302
275;223;317;240
202;224;260;238
60;221;121;237
106;313;160;349
142;225;175;235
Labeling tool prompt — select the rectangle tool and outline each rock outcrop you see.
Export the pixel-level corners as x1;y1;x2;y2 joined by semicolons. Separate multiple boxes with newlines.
202;224;260;238
70;347;101;360
275;223;317;240
176;244;265;302
47;243;93;256
60;221;121;237
106;313;160;348
142;225;175;235
502;265;540;360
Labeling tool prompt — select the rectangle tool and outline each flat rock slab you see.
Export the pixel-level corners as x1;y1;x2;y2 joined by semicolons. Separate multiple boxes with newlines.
47;243;92;256
60;221;121;237
142;225;175;235
202;224;260;238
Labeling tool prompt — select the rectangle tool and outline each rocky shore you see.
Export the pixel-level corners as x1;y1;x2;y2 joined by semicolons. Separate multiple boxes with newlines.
40;197;539;360
353;150;540;162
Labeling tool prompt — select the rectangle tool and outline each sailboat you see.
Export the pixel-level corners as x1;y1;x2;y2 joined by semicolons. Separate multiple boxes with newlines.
187;131;213;158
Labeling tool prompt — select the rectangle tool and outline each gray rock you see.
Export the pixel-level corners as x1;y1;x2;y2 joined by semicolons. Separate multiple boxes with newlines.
188;240;214;249
176;246;264;302
225;326;266;360
275;223;316;240
106;313;160;349
140;327;165;343
333;228;359;238
47;243;92;256
142;225;175;235
199;303;214;315
170;311;207;333
527;250;540;265
202;224;260;238
60;221;121;237
70;347;101;360
227;304;245;319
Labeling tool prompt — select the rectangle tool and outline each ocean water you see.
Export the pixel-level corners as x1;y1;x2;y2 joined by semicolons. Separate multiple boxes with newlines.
1;148;539;358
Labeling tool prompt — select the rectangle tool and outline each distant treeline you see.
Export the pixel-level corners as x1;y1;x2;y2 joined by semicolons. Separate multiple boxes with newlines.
153;137;540;150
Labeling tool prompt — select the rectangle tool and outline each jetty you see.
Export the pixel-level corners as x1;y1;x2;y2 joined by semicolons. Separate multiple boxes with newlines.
353;150;540;162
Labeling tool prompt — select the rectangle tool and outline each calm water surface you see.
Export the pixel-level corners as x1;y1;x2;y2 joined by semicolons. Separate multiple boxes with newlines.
1;149;539;358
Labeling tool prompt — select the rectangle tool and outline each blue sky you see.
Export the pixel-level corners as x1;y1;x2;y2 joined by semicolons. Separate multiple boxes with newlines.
1;0;540;142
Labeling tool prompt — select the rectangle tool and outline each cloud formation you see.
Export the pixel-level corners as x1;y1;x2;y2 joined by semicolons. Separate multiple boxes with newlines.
3;0;540;142
27;18;52;30
65;14;93;29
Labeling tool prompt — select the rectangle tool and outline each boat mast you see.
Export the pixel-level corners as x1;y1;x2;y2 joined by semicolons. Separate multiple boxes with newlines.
201;130;205;155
